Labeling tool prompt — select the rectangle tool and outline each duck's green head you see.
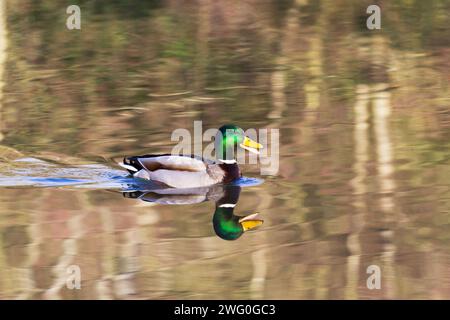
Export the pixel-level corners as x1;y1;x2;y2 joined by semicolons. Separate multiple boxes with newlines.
215;124;263;162
213;207;264;241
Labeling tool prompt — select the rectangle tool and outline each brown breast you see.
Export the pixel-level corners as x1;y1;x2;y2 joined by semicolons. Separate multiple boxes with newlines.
219;163;241;183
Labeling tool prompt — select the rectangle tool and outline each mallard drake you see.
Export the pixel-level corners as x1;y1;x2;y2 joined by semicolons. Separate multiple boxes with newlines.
123;184;263;240
119;124;262;188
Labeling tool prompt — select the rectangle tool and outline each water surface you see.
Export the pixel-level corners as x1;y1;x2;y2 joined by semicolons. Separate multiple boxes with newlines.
0;0;449;299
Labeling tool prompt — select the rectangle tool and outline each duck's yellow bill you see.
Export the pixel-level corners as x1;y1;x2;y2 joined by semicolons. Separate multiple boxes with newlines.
239;213;264;231
240;136;263;154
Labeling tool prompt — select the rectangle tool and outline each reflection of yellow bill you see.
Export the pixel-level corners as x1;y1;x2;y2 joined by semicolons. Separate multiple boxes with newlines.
240;136;263;154
239;213;264;231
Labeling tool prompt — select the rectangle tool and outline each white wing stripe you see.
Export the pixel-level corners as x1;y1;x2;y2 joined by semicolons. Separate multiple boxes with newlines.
118;162;138;172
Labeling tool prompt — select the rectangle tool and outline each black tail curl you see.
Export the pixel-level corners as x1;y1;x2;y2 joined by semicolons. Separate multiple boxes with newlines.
122;156;143;174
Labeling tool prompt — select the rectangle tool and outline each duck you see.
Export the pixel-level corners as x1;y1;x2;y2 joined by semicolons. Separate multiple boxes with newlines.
123;184;263;240
119;124;262;189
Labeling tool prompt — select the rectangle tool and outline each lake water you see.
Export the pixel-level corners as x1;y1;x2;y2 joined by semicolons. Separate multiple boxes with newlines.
0;1;449;299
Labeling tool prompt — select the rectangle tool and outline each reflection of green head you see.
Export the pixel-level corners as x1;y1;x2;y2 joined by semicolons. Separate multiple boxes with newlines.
212;186;264;241
213;207;245;241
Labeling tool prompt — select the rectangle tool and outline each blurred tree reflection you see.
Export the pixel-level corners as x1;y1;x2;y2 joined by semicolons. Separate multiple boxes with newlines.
0;0;449;299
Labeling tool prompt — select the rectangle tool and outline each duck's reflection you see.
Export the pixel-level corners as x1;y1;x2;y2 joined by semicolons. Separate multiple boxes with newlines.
123;185;263;240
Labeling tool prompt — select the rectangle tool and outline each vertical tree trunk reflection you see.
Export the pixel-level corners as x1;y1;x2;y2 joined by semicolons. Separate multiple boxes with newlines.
347;84;370;299
372;82;397;299
0;0;7;142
